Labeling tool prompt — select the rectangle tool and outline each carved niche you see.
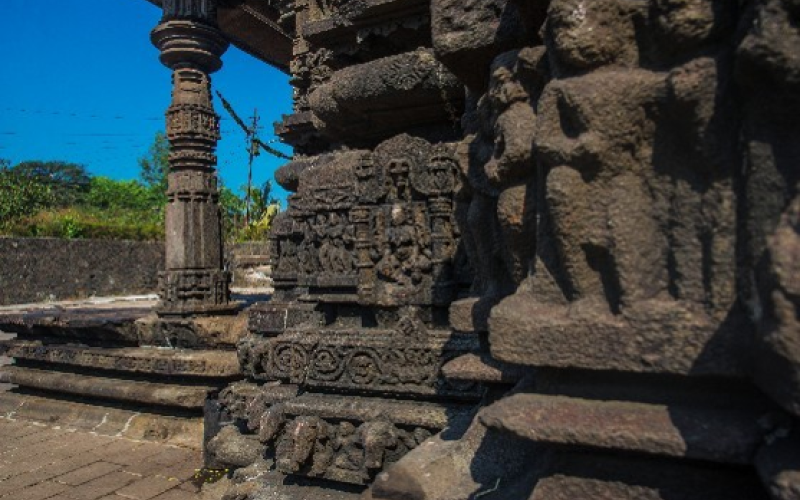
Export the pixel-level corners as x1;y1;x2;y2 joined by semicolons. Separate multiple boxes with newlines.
354;134;462;307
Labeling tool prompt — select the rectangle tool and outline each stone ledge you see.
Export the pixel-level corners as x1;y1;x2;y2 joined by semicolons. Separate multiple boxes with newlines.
441;353;526;384
490;293;748;377
0;304;151;345
0;366;214;409
479;393;768;464
0;340;240;378
528;451;767;500
301;0;430;42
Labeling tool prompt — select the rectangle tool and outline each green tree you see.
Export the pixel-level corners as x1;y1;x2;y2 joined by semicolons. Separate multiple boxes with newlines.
9;161;90;206
85;176;155;212
0;164;55;228
138;131;170;194
238;180;280;241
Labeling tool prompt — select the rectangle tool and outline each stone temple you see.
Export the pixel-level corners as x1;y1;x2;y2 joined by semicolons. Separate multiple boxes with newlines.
2;0;799;499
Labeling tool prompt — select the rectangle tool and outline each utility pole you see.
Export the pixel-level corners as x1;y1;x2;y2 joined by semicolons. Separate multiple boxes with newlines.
244;108;259;227
215;90;291;229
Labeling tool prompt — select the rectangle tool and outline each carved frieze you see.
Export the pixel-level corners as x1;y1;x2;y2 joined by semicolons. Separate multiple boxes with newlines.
166;104;220;142
214;392;470;485
241;310;481;397
158;269;231;314
275;416;432;483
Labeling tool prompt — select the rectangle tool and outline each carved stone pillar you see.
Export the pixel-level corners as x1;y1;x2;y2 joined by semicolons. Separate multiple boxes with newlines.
151;5;234;316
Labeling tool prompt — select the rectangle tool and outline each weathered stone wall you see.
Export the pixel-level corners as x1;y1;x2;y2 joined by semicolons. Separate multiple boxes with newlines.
0;238;272;305
366;1;800;500
0;237;164;305
200;0;800;499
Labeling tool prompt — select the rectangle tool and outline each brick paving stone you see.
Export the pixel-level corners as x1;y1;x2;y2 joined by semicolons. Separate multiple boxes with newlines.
48;471;139;500
14;433;112;470
85;440;140;460
0;428;65;455
148;488;195;500
176;481;198;493
1;431;76;462
12;480;69;500
120;448;186;478
102;445;163;467
155;461;198;482
0;420;202;500
114;476;180;500
117;461;162;479
0;435;90;479
123;448;198;480
0;422;41;441
0;452;103;496
55;462;122;487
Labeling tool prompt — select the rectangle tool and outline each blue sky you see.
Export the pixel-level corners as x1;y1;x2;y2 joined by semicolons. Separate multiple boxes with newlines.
0;0;293;202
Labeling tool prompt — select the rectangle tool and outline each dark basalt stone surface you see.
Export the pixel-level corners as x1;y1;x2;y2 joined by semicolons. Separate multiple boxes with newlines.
203;0;800;498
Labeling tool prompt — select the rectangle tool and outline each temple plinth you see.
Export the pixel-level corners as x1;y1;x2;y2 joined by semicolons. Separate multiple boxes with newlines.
151;12;234;317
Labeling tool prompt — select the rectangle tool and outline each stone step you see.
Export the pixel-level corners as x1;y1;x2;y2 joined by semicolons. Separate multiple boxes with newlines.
232;255;271;266
489;293;746;377
0;392;203;449
0;339;240;378
479;393;768;465
527;450;768;500
0;304;151;344
0;366;214;409
756;431;800;500
441;353;526;384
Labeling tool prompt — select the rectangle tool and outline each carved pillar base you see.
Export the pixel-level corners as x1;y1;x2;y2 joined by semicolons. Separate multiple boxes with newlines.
158;269;236;317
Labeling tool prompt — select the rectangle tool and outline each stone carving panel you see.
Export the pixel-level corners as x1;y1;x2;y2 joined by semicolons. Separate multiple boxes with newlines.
458;47;543;309
269;135;464;307
274;416;433;484
737;0;800;417
242;314;480;397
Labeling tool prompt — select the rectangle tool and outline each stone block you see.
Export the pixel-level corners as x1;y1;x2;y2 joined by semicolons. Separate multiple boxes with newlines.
479;393;767;464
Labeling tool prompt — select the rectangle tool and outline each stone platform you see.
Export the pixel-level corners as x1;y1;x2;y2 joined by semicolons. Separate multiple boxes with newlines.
0;296;249;450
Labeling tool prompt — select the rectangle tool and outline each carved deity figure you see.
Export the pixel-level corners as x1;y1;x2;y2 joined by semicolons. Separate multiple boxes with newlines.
459;47;543;301
525;0;738;325
376;206;432;289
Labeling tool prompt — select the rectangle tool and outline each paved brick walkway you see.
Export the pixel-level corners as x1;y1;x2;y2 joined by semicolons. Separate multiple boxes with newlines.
0;418;203;500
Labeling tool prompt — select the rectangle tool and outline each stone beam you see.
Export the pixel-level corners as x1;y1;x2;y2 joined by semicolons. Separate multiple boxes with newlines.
142;0;292;72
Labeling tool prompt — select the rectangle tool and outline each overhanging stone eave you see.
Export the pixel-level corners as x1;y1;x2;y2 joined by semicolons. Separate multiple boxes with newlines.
141;0;292;74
